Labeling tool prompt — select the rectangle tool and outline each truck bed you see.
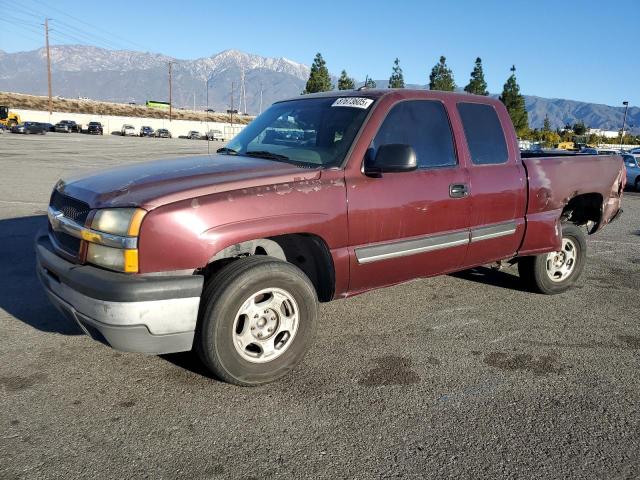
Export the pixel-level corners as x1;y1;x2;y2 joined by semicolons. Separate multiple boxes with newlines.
521;153;624;239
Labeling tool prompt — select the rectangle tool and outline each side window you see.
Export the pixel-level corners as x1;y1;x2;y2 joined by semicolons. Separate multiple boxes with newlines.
457;102;509;165
371;101;457;169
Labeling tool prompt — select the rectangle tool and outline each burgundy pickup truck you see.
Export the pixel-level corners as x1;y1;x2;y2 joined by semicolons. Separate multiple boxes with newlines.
36;90;624;385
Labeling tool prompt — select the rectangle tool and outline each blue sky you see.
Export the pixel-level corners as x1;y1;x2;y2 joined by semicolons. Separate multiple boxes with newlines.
1;0;638;106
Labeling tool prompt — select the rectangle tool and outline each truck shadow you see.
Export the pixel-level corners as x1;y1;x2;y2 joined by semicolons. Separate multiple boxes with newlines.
160;352;217;380
0;215;82;335
451;266;528;292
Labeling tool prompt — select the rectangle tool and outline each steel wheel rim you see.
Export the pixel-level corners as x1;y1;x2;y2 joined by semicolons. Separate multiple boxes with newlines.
545;238;577;282
232;287;299;363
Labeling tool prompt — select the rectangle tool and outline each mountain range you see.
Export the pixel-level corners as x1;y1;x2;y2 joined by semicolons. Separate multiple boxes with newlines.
0;45;638;133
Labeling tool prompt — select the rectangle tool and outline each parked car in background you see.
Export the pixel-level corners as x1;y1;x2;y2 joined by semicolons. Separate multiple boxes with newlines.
622;154;640;191
140;126;154;137
155;128;172;138
598;149;619;155
580;147;598;154
87;122;104;135
187;130;201;139
55;120;81;133
11;121;48;134
121;124;138;136
39;122;55;132
628;147;640;154
206;129;224;141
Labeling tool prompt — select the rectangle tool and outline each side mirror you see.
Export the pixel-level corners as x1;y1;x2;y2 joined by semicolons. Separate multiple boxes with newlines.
364;144;417;177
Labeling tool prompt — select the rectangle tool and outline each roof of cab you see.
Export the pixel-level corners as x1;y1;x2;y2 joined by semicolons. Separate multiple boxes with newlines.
276;88;502;106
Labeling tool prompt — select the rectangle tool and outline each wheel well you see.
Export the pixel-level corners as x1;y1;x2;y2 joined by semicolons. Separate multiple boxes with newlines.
202;233;335;302
561;193;603;231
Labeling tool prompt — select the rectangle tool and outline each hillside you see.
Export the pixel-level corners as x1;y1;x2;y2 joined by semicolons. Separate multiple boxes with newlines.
1;45;638;132
0;91;253;124
0;46;308;115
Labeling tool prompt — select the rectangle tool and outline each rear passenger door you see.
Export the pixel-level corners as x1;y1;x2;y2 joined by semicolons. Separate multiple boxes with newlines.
346;99;471;293
456;102;527;267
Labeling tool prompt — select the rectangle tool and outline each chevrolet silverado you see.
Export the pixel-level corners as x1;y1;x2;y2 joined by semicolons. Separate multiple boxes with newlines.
36;90;624;385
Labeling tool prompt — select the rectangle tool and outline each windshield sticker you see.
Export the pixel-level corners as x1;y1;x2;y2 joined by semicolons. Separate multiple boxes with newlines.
331;97;374;109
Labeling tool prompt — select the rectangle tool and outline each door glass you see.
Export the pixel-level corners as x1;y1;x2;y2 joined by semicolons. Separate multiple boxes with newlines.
370;101;457;169
457;102;509;165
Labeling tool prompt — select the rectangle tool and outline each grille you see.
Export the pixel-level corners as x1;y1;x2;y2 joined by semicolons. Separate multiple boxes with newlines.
50;190;90;225
49;223;82;257
49;190;90;258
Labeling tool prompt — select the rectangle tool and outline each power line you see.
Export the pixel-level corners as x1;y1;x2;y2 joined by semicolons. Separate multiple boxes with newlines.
3;0;141;52
0;17;43;42
27;0;150;51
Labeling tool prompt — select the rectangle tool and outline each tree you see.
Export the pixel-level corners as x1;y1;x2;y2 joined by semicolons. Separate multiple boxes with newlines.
464;57;488;95
542;115;552;133
388;58;405;88
363;76;377;88
572;121;587;136
429;56;456;92
337;70;355;90
304;53;332;94
499;65;529;137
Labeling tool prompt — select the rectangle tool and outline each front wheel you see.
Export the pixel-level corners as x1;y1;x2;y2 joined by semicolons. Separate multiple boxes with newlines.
518;223;586;294
195;256;318;386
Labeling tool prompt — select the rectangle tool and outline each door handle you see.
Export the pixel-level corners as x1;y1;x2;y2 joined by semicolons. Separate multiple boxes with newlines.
449;184;469;198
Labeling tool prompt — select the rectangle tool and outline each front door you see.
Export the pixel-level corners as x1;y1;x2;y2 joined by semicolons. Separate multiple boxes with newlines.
346;99;471;294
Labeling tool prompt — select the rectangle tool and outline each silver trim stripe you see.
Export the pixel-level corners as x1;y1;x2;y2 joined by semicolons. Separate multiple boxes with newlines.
356;231;469;264
355;221;518;264
470;221;517;243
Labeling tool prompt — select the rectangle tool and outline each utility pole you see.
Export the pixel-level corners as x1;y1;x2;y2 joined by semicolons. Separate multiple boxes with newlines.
620;101;629;150
205;78;209;114
44;18;53;115
230;81;234;128
259;83;263;115
168;62;174;121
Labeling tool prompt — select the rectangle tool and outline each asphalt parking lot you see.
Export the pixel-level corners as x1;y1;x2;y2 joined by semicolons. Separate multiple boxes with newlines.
1;132;639;479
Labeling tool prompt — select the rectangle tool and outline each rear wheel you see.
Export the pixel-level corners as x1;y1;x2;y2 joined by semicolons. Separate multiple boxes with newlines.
195;256;318;386
518;223;586;294
635;177;640;192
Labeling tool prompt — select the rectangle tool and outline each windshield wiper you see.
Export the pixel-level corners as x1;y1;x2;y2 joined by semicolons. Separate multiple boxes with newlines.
245;151;291;162
216;147;238;155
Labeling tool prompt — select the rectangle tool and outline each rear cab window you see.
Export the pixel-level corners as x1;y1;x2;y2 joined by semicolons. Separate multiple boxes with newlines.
370;100;457;169
457;102;509;165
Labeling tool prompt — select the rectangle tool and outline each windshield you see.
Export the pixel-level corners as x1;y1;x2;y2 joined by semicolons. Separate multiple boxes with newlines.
224;97;373;168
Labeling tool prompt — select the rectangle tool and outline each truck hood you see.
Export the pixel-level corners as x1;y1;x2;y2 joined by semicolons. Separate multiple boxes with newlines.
56;154;321;209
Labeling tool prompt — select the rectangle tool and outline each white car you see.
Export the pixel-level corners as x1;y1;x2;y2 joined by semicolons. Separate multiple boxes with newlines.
121;124;138;136
206;129;225;141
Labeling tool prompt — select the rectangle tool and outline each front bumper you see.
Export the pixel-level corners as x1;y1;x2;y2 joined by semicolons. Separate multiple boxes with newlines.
35;232;204;354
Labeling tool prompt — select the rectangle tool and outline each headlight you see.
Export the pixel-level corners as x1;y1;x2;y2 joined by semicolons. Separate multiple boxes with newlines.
85;208;146;273
91;208;145;236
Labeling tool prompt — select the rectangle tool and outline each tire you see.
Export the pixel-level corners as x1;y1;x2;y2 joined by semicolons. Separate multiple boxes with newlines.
195;256;318;386
635;178;640;192
518;223;586;294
